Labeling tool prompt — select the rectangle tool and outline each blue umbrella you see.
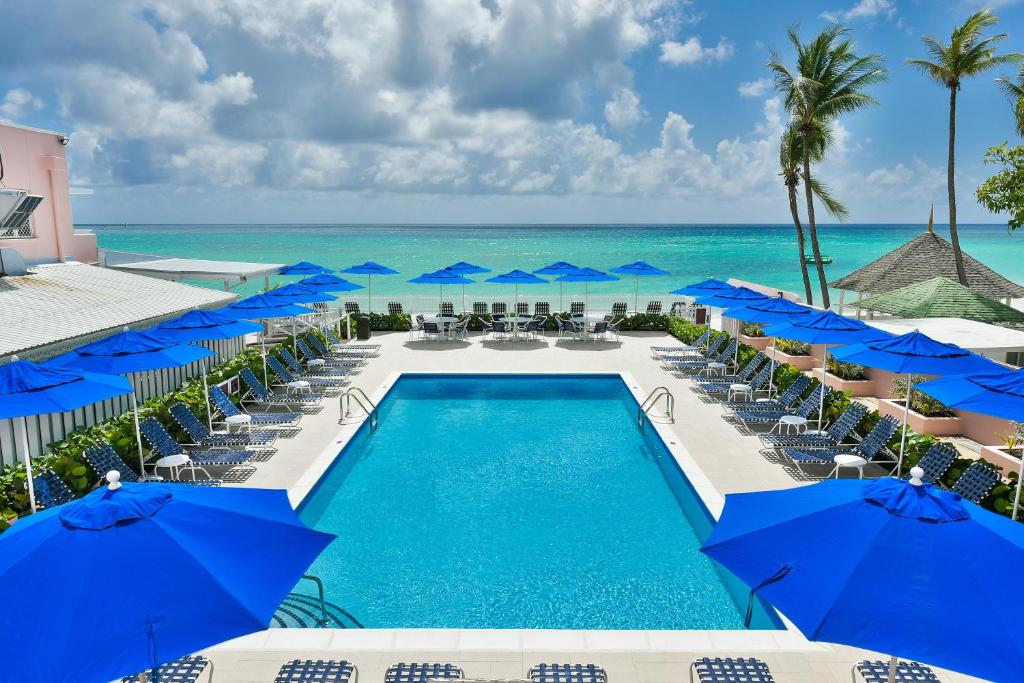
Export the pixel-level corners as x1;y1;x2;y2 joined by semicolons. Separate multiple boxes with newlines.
48;329;215;474
763;311;889;429
832;331;1001;475
279;260;334;276
340;261;400;313
695;286;769;310
555;267;618;316
723;298;813;395
223;295;315;386
701;475;1024;682
919;368;1024;519
534;262;580;311
670;278;735;297
610;261;669;314
408;269;475;311
0;481;334;682
267;283;338;304
0;358;132;513
486;270;548;313
445;262;490;313
297;273;364;293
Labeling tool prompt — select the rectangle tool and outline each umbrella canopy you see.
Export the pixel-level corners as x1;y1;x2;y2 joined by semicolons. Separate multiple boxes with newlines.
556;267;618;316
722;297;812;325
408;269;475;286
340;261;399;313
854;276;1024;324
701;476;1024;683
278;261;334;275
223;294;315;320
47;329;214;375
533;262;580;311
919;367;1024;518
445;261;491;274
297;273;364;293
486;269;548;286
670;278;735;297
695;286;769;309
153;309;261;342
266;283;338;304
610;261;669;313
0;481;334;683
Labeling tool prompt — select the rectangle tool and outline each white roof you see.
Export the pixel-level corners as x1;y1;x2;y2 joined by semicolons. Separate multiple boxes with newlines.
0;262;235;357
107;257;283;284
870;317;1024;354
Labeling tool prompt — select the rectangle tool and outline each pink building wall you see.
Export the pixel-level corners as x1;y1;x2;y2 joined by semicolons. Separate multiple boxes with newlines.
0;123;96;264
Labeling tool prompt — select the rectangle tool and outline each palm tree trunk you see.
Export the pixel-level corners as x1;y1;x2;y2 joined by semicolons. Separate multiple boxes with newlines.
801;131;831;308
788;183;814;304
947;86;967;285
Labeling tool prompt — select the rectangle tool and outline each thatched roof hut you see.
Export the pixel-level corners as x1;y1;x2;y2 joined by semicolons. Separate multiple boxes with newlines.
854;277;1024;323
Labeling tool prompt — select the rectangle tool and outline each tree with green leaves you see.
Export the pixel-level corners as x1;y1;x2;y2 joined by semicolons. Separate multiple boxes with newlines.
780;123;849;306
907;9;1022;285
976;143;1024;230
769;24;886;309
997;66;1024;138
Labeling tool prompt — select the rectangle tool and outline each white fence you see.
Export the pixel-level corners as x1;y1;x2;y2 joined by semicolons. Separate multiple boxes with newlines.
329;293;692;315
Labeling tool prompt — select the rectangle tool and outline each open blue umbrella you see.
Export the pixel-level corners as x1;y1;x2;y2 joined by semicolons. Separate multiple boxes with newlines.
0;358;132;513
832;331;1000;475
47;329;215;475
297;273;364;293
279;261;334;276
670;278;735;297
610;261;670;314
695;286;769;310
534;262;580;312
555;267;617;316
702;475;1024;682
267;283;338;304
919;368;1024;518
0;480;334;682
486;269;548;313
340;261;399;313
445;262;490;313
764;311;889;429
223;295;315;385
409;269;475;311
723;298;814;395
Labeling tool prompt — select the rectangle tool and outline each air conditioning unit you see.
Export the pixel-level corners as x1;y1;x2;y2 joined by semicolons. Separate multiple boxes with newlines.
0;247;28;276
0;189;43;237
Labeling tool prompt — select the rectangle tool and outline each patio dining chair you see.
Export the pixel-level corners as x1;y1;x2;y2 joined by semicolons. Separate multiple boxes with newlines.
558;316;583;341
589;320;609;341
421;321;442;342
32;470;75;509
689;658;775;683
449;317;470;341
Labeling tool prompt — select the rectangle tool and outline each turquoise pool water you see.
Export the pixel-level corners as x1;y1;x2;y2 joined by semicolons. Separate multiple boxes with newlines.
297;374;778;630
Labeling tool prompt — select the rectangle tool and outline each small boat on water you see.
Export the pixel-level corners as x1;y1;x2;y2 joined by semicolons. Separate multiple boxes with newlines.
804;255;832;265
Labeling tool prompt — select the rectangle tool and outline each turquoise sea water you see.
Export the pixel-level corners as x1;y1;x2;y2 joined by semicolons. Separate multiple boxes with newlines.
296;374;778;630
85;223;1024;300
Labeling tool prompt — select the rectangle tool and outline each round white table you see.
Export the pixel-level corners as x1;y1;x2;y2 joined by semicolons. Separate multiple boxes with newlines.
287;380;311;393
306;358;325;367
155;453;194;481
225;414;252;433
728;383;753;402
778;415;808;434
833;454;868;478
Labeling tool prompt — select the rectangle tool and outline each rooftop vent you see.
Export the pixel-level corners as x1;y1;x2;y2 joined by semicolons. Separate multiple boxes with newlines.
0;189;43;237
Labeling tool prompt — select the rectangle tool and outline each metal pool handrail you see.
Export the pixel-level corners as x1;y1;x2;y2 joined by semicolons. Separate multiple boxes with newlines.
638;387;674;429
339;387;379;429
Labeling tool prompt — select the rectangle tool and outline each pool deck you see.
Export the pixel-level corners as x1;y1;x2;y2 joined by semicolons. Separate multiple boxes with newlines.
208;330;982;683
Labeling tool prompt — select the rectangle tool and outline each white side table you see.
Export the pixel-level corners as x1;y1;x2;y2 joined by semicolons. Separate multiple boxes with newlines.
833;454;868;478
287;380;311;393
706;362;727;376
225;414;252;433
155;453;193;481
728;383;753;402
778;415;808;434
306;358;326;367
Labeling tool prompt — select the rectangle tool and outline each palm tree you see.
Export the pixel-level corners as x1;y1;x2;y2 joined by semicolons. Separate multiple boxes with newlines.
907;9;1022;285
780;123;849;305
769;24;886;308
996;66;1024;137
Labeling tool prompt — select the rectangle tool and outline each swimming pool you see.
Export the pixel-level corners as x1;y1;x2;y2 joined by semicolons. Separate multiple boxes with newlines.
296;373;778;630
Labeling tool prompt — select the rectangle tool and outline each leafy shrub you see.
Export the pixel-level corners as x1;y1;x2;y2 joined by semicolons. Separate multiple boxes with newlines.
773;337;811;356
826;354;868;381
891;375;955;417
742;323;764;337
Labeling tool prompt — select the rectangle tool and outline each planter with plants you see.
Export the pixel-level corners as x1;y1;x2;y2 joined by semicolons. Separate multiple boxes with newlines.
878;375;963;436
771;337;819;370
814;354;875;396
739;323;772;350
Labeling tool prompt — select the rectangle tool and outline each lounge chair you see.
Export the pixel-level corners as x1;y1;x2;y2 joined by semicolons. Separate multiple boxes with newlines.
32;470;75;509
122;656;213;683
305;334;368;365
140;417;259;469
275;660;357;683
689;658;774;683
472;302;488;315
295;338;362;369
385;663;464;683
534;301;550;315
169;402;277;450
612;302;628;317
569;301;584;316
84;443;221;486
723;375;811;413
343;302;360;315
853;660;939;683
268;356;347;391
387;301;404;314
529;664;607;683
652;330;713;358
516;301;529;315
209;385;301;428
699;362;774;399
905;443;957;484
733;385;827;427
646;300;662;314
492;302;507;315
782;415;900;478
323;329;380;356
281;345;353;376
239;367;324;407
694;352;767;389
440;301;455;316
672;339;738;374
760;402;868;449
661;335;725;368
952;461;1001;503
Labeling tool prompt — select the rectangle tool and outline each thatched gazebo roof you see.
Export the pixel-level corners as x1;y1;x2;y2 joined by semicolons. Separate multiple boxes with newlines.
854;277;1024;323
830;228;1024;299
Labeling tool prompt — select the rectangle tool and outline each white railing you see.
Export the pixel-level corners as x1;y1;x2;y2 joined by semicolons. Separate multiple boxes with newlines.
327;294;694;316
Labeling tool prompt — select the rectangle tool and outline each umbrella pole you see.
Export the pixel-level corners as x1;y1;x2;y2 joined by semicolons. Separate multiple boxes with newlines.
291;319;297;356
129;385;146;478
896;372;912;477
768;339;777;396
887;655;899;683
261;335;268;387
634;276;639;314
462;283;466;315
1013;454;1024;521
17;417;37;514
202;367;213;432
818;345;828;431
367;275;372;314
559;281;563;313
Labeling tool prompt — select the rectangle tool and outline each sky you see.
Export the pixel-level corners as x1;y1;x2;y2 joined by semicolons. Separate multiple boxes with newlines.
1;0;1023;225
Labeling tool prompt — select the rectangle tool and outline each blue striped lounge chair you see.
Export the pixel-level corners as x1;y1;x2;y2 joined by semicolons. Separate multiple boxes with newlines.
386;663;464;683
759;402;868;449
782;415;900;478
530;663;607;683
734;385;828;427
689;658;775;683
694;352;767;389
84;443;221;486
239;367;323;407
322;329;380;356
701;362;774;400
661;333;724;366
140;417;258;468
723;375;811;414
905;443;957;484
268;356;347;391
952;461;1002;504
652;330;712;357
208;385;301;428
122;655;212;683
280;346;351;377
169;402;276;450
673;339;738;374
302;335;366;366
853;660;939;683
32;470;75;509
275;659;357;683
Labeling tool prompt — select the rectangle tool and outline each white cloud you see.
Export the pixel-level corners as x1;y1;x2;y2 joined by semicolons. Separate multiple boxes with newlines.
603;88;644;129
737;78;771;98
0;88;44;119
659;37;734;66
820;0;896;22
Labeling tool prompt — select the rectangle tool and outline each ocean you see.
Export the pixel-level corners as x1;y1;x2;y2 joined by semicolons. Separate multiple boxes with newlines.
84;223;1024;301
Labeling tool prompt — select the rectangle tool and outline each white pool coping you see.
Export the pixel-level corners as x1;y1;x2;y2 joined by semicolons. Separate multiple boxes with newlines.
249;371;821;654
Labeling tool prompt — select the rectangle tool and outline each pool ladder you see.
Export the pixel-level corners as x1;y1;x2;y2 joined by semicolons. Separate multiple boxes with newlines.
339;387;379;429
299;574;331;626
638;387;674;430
